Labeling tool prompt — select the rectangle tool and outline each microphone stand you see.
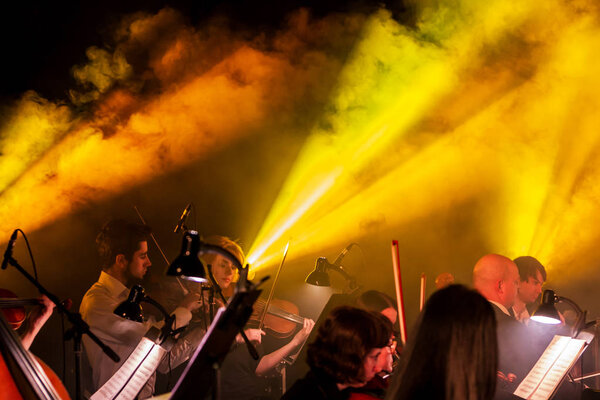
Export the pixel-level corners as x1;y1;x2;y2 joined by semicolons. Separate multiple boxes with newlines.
2;253;120;400
207;265;259;360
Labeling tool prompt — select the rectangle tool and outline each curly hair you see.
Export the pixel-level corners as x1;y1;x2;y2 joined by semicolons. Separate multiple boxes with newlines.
96;219;151;270
307;306;393;384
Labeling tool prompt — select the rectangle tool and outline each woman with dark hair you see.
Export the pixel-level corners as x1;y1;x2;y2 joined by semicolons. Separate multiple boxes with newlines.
282;306;394;400
385;284;497;400
351;291;399;399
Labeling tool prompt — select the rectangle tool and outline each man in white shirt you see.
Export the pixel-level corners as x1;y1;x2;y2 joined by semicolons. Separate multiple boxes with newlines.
512;256;546;324
80;220;202;398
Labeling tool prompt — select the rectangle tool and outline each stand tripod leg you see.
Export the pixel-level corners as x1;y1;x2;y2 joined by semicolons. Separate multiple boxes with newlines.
73;330;82;400
280;364;287;396
212;362;220;400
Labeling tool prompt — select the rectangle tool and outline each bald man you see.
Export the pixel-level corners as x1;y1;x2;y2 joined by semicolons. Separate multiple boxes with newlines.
473;254;521;316
473;254;537;399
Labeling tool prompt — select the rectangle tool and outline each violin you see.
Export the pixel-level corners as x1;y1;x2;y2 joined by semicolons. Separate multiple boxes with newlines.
248;298;306;339
196;283;306;339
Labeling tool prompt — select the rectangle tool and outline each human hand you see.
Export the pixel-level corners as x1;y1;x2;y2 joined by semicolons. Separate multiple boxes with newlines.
179;292;201;312
497;371;517;383
291;318;314;347
28;295;55;331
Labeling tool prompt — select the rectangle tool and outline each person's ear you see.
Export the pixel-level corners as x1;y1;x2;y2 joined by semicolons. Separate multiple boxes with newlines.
115;254;128;269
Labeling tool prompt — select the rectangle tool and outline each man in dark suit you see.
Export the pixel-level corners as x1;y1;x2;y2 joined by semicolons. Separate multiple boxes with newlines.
473;254;538;399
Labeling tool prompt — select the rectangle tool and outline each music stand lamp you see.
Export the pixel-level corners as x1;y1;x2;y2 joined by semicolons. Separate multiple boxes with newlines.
305;257;358;292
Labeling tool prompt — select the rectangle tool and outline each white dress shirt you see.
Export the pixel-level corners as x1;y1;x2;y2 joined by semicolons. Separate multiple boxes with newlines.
80;271;194;398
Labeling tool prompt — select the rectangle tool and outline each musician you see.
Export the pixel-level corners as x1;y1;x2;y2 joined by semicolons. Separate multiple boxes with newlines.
512;256;546;324
351;291;398;399
282;306;393;400
202;235;315;400
80;220;203;398
385;284;497;400
472;254;538;398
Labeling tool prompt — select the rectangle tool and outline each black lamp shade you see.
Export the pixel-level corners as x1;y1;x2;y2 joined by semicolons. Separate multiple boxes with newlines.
114;284;144;322
167;230;207;282
305;258;331;286
531;289;561;325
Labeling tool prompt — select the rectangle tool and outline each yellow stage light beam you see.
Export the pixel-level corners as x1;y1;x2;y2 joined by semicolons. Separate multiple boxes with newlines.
246;0;543;271
0;9;366;240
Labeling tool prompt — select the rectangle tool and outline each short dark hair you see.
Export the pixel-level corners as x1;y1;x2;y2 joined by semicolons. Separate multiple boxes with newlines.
514;256;547;282
388;284;497;400
307;306;392;384
96;219;151;269
355;290;396;313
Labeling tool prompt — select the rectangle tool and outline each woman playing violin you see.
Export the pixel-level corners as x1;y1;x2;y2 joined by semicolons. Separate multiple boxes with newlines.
202;235;315;400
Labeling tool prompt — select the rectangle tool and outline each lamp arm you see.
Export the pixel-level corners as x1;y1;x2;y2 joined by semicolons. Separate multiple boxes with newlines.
557;296;587;337
557;296;584;315
329;265;358;289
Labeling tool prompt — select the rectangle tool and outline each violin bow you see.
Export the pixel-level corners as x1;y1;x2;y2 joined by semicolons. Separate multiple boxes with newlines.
133;205;189;295
419;273;426;311
258;241;290;331
391;240;407;346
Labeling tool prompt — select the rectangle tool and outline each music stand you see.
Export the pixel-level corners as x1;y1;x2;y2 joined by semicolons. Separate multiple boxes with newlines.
169;281;261;400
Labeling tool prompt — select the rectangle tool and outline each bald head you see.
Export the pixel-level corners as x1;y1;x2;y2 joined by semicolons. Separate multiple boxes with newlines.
473;254;520;309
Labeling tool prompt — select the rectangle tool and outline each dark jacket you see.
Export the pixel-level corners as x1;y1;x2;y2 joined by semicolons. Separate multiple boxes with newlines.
282;369;349;400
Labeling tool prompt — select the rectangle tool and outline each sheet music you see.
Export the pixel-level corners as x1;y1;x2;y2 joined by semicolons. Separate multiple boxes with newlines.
91;337;166;400
514;335;586;400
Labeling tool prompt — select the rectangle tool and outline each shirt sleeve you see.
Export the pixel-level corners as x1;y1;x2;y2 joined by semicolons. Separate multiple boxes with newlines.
82;288;155;347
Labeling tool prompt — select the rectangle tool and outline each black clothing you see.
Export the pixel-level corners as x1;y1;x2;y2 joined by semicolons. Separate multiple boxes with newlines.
219;342;266;400
492;304;538;399
282;369;349;400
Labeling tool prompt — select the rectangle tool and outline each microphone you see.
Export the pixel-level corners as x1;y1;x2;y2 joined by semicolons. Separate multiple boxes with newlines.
331;242;356;267
1;230;18;270
173;203;192;234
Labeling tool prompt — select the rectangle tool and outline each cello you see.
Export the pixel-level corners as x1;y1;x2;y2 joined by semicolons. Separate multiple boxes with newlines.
0;308;70;399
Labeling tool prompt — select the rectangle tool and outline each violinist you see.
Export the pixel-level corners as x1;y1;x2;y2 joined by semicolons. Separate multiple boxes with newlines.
282;306;393;400
201;235;315;400
350;291;398;400
80;220;204;399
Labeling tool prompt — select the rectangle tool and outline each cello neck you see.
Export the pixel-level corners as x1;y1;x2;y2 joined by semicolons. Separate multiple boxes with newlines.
0;299;41;308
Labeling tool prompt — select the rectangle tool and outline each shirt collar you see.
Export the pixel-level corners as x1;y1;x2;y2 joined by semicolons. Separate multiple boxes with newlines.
489;300;511;316
98;270;129;299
